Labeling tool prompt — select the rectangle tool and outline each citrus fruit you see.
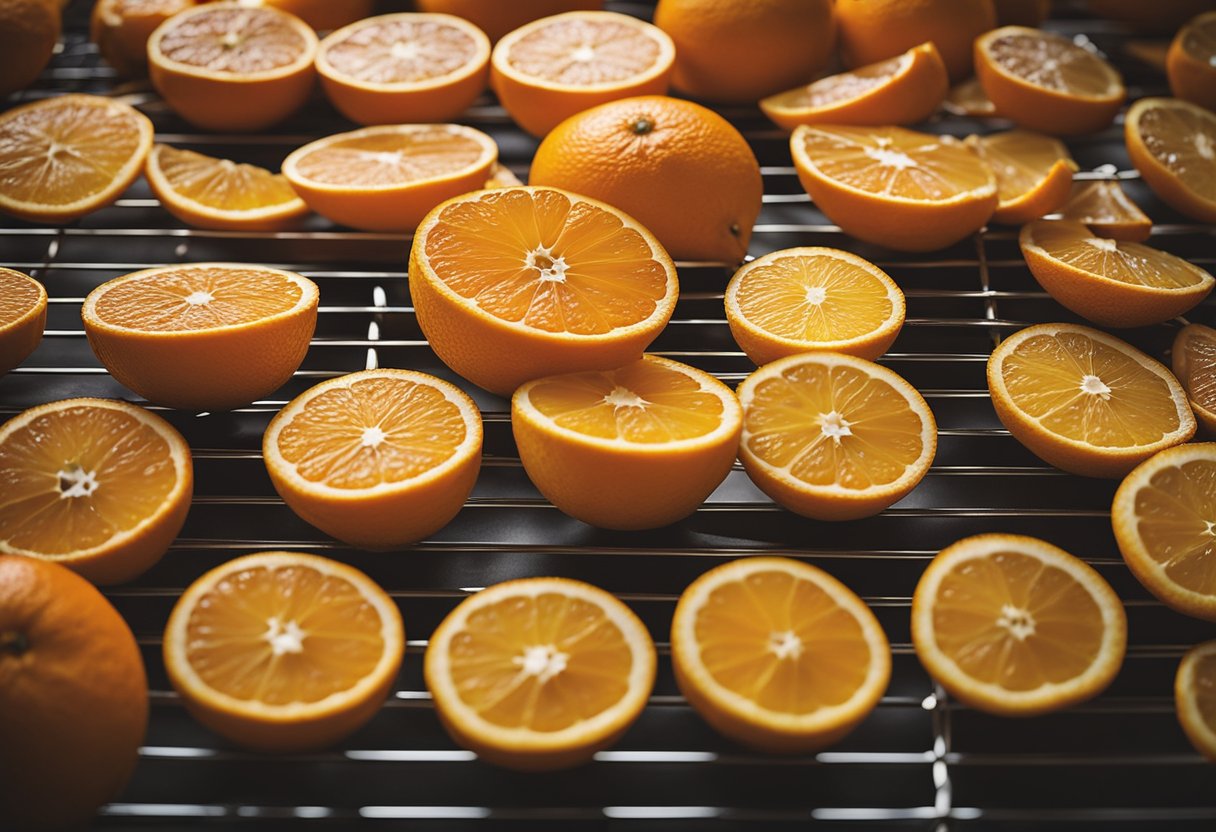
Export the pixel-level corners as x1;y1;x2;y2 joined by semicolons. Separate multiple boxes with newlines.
975;26;1126;136
0;0;60;97
163;551;405;751
1176;640;1216;761
835;0;996;83
91;0;194;78
425;576;656;770
1125;97;1216;224
987;323;1197;478
250;0;374;31
760;42;949;131
281;123;498;232
408;186;679;396
1056;180;1153;243
145;143;309;231
671;557;890;753
0;398;193;584
511;355;742;530
1168;11;1216;112
489;10;674;137
316;12;491;125
790;124;999;252
484;162;521;188
1173;323;1216;433
966;130;1078;225
263;369;482;549
944;78;999;118
529;95;762;263
0;268;47;375
911;533;1127;717
82;264;318;411
724;247;905;366
148;2;318;131
993;0;1051;26
654;0;835;104
0;93;153;224
415;0;603;43
0;555;147;830
736;352;938;521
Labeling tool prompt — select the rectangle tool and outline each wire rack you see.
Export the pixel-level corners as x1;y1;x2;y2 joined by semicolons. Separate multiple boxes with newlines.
3;1;1215;829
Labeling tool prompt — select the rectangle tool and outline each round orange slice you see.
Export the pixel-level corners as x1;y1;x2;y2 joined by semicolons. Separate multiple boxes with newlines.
1168;11;1216;112
0;268;47;375
1125;97;1216;224
1176;640;1216;761
966;130;1078;225
1056;179;1153;243
1173;323;1216;433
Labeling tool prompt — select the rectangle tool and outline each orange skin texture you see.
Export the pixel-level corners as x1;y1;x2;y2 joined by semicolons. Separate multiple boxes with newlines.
836;0;996;82
416;0;604;42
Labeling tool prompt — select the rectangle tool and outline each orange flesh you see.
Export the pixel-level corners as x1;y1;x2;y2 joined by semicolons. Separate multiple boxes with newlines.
985;32;1119;96
1029;222;1208;288
0;405;176;555
770;54;907;109
157;8;305;73
92;267;303;331
324;18;478;84
1182;15;1216;63
292;129;486;187
972;132;1071;205
1134;106;1216;200
947;79;997;116
1133;459;1216;595
0;272;42;326
154;146;301;211
505;18;660;85
1058;180;1151;226
1178;328;1216;413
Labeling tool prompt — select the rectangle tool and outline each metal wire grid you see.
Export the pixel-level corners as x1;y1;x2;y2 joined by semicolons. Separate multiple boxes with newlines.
2;2;1215;829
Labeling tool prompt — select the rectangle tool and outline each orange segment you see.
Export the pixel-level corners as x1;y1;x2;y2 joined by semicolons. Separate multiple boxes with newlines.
1125;97;1216;224
0;268;47;375
1176;640;1216;761
1168;11;1216;112
1173;323;1216;433
1056;179;1153;242
966;130;1078;225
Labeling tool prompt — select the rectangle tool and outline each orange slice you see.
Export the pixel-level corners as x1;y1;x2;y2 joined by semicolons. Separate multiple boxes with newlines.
147;2;318;131
145;144;309;231
263;369;483;549
0;94;153;224
424;577;656;770
1168;11;1216;112
724;247;905;366
0;398;193;584
408;186;679;396
1018;219;1214;328
671;557;890;753
1173;323;1216;433
790;124;998;252
944;78;999;117
490;11;675;137
91;0;195;78
736;352;938;521
759;42;949;131
316;13;491;125
1125;97;1216;224
163;551;405;752
975;26;1126;136
82;263;318;411
987;323;1196;478
966;130;1078;225
282;123;498;232
1056;180;1153;243
0;268;47;375
912;533;1127;716
1176;640;1216;761
511;355;742;530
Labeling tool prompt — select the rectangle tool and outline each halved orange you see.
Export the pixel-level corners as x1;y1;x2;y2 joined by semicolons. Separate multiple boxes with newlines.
1176;640;1216;761
1125;97;1216;224
1167;11;1216;112
91;0;196;78
1056;179;1152;243
409;186;679;396
966;130;1078;225
0;268;47;375
1173;323;1216;433
944;78;999;118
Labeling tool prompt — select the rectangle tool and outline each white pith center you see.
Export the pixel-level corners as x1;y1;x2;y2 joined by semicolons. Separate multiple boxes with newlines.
525;246;568;283
391;40;420;61
220;31;241;49
995;604;1036;641
1083;237;1118;253
805;286;827;306
1197;133;1214;161
515;644;568;683
185;290;214;306
58;465;99;499
361;425;387;448
1205;520;1216;537
769;630;804;660
571;45;596;62
604;386;646;409
820;411;853;441
1080;374;1111;398
865;145;916;170
370;150;405;167
264;617;306;656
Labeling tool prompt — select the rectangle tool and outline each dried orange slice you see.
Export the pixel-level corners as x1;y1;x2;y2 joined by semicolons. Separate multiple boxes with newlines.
0;398;193;584
0;268;47;375
987;323;1196;478
790;125;998;252
944;78;998;117
409;186;679;396
263;369;483;550
91;0;195;77
1056;179;1152;243
724;247;905;366
1019;219;1214;328
671;557;890;753
966;130;1077;225
163;551;405;752
425;576;656;770
490;11;674;137
1168;11;1216;112
912;534;1127;716
282;123;498;232
737;352;937;521
975;26;1125;136
1125;97;1216;224
82;263;319;411
1173;323;1216;433
1176;640;1216;761
0;94;153;224
316;13;491;125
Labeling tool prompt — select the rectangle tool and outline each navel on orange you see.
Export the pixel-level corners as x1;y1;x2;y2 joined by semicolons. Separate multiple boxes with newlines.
1056;179;1152;243
1176;640;1216;761
966;130;1077;225
1125;97;1216;224
1167;11;1216;112
0;268;47;375
1172;323;1216;433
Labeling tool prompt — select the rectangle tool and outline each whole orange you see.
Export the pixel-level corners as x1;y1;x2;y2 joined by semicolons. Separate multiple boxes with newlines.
0;0;60;97
416;0;603;41
529;95;762;264
836;0;996;82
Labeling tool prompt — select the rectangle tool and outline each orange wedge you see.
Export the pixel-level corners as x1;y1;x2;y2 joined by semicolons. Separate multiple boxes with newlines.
1168;11;1216;112
316;13;491;125
987;323;1196;478
671;557;890;753
737;352;937;521
1019;219;1214;328
1176;640;1216;761
975;26;1126;136
0;94;153;224
966;130;1078;225
409;186;679;396
1125;97;1216;224
490;11;675;137
759;42;949;131
282;123;498;232
944;78;999;117
163;551;405;752
1173;323;1216;433
91;0;196;78
724;247;905;366
0;268;47;375
424;577;656;770
790;124;998;252
263;369;483;549
912;533;1127;716
1056;180;1153;243
0;398;193;584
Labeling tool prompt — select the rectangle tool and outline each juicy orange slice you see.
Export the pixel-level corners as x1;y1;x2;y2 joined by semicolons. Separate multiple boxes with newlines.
163;551;405;752
1125;97;1216;224
944;78;998;117
987;323;1196;478
1173;323;1216;433
490;11;675;137
1056;180;1152;242
671;557;890;753
912;534;1127;716
790;124;998;252
0;398;192;584
1168;11;1216;112
724;247;905;366
0;268;47;375
424;576;656;770
1176;640;1216;761
0;94;153;224
966;130;1077;225
409;186;679;396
